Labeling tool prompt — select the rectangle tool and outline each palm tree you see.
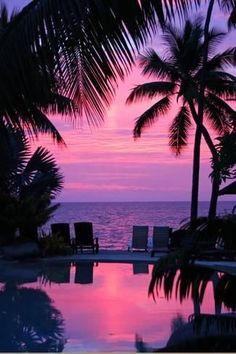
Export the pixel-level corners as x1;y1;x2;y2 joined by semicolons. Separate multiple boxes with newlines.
0;0;213;135
0;125;63;243
196;0;236;220
0;284;65;352
126;18;236;222
0;0;235;223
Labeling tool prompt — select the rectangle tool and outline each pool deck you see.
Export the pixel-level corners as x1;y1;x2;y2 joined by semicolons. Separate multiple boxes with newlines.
42;249;167;263
40;250;236;274
0;249;236;276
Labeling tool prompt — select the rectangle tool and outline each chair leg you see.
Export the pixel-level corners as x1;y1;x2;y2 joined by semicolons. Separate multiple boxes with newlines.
95;238;99;253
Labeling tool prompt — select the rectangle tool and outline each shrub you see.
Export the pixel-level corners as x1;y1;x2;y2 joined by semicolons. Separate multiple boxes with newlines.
38;233;73;257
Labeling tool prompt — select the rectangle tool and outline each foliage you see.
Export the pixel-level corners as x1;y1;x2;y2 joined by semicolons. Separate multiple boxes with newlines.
38;233;73;257
127;18;236;154
216;273;236;311
4;0;235;132
149;252;214;300
211;132;236;182
0;127;63;244
0;4;74;144
0;0;199;132
180;213;236;251
126;12;236;220
0;284;65;352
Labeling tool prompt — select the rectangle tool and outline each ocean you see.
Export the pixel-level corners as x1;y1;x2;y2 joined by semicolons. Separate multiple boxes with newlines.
43;201;236;250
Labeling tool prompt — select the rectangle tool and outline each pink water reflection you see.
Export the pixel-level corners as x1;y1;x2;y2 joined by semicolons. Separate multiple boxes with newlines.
38;262;217;351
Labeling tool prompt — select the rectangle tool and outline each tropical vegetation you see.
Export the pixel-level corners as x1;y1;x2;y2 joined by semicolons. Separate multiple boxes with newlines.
0;0;235;245
127;16;236;222
3;1;234;132
212;132;236;190
145;263;236;351
0;284;65;351
0;126;63;244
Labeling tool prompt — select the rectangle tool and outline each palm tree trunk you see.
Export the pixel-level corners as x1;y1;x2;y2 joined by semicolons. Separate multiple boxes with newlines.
188;100;220;221
208;173;220;219
190;0;215;223
190;126;202;222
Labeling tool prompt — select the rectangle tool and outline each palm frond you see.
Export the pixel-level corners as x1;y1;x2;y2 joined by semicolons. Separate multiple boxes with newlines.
205;75;236;98
0;0;170;125
23;146;62;179
163;17;203;54
204;93;233;134
218;0;236;29
139;49;175;80
20;146;63;203
155;0;200;22
0;124;31;194
206;28;226;57
171;0;201;18
169;105;192;155
227;7;236;29
15;107;65;145
0;0;203;128
126;81;175;104
133;96;171;138
204;48;236;72
162;17;204;75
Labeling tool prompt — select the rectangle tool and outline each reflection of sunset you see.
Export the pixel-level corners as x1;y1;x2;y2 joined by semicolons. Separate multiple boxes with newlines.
37;263;219;351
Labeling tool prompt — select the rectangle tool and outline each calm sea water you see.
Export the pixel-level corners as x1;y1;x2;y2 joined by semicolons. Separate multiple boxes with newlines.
43;201;236;250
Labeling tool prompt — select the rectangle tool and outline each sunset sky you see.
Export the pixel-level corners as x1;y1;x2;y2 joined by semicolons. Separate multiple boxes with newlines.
7;1;236;202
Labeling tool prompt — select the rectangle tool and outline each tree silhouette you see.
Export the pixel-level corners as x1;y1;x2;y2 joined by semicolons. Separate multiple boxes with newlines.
0;284;65;352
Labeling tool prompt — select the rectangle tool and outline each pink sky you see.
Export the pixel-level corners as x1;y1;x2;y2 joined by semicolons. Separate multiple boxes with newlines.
9;1;236;202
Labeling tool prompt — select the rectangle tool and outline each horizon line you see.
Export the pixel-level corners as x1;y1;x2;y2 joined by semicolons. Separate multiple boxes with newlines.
56;200;235;203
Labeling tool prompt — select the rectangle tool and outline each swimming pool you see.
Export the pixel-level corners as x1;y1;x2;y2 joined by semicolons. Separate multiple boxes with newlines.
0;261;234;351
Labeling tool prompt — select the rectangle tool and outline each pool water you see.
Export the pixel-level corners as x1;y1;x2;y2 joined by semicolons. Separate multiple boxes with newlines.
0;261;233;352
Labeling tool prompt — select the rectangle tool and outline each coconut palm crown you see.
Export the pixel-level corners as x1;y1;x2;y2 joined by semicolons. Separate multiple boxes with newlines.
127;18;236;155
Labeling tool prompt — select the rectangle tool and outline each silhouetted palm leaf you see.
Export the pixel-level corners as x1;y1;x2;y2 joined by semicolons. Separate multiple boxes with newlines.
169;105;192;155
204;93;233;134
0;0;202;129
134;96;171;138
128;17;236;156
139;49;175;80
126;82;175;104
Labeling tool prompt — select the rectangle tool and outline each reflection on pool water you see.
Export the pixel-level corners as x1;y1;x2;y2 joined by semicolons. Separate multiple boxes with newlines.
0;261;235;352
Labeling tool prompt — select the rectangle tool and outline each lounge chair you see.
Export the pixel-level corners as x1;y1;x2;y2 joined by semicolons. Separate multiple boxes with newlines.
74;262;94;284
41;263;71;284
51;223;71;245
128;225;148;252
74;222;99;253
151;226;171;257
132;262;149;274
